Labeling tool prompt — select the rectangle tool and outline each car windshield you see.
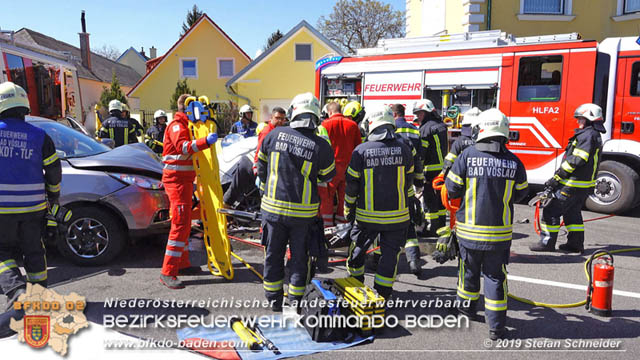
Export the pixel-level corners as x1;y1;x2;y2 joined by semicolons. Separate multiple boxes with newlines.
32;121;110;159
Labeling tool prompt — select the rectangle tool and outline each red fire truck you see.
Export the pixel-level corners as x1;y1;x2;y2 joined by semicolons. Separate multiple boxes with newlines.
1;36;81;120
315;31;640;214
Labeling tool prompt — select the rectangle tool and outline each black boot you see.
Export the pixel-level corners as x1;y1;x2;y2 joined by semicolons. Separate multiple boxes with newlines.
529;241;556;252
559;243;584;254
489;327;507;340
409;260;421;276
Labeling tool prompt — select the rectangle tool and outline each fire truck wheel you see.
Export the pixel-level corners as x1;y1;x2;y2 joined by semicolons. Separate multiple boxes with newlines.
586;161;639;214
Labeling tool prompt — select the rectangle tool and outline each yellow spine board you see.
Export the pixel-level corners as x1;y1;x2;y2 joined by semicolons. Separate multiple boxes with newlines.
334;277;385;330
189;120;234;280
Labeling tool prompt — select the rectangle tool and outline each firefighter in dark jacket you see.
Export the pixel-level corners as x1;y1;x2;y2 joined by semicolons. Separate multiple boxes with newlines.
529;103;605;253
442;107;480;177
391;104;424;275
97;100;141;147
0;82;62;308
257;93;335;311
344;104;414;299
445;108;528;340
415;99;448;236
145;109;167;155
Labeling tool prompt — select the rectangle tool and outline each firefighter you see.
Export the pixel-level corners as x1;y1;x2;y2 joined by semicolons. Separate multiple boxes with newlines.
344;104;414;299
256;93;335;310
343;101;367;142
415;99;448;236
445;108;528;340
97;100;141;147
391;104;425;275
145;109;167;155
231;104;258;138
0;82;61;307
121;103;144;142
529;103;605;253
159;94;219;289
318;101;362;227
441;107;480;177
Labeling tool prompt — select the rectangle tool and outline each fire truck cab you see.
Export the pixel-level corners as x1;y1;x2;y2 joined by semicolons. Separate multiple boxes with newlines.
315;31;640;214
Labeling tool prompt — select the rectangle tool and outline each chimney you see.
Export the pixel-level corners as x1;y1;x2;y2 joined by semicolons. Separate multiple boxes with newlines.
150;46;157;59
140;47;146;58
79;10;91;70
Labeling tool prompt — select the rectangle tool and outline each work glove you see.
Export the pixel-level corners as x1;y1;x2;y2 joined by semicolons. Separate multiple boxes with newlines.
50;204;72;224
345;207;356;223
435;227;451;252
544;174;561;190
206;132;218;145
432;227;458;264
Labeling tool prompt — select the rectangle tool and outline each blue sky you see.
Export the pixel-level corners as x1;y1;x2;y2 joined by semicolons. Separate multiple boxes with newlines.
1;0;406;59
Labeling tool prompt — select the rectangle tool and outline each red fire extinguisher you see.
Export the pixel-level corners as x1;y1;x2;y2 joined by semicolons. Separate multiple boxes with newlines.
586;250;614;317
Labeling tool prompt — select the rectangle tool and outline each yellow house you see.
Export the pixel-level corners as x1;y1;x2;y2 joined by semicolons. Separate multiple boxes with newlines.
226;20;345;123
127;14;250;120
406;0;640;41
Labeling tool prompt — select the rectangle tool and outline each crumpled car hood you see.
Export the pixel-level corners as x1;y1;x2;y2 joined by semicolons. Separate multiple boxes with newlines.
66;143;163;176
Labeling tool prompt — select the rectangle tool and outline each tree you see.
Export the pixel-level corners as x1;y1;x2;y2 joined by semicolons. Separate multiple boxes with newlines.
263;30;284;52
169;79;197;111
181;4;204;37
318;0;405;54
95;44;120;61
99;71;128;110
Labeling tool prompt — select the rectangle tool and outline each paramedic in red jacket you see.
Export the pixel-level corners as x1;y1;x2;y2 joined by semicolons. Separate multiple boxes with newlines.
319;102;362;227
160;94;219;289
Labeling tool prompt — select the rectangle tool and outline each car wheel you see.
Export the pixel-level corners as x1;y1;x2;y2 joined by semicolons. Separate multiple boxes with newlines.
57;206;126;266
585;161;639;214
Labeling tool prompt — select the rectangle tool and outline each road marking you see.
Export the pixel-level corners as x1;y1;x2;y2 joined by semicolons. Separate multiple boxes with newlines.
509;275;640;299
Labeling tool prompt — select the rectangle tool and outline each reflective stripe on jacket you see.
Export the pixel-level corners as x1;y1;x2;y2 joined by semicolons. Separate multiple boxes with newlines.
256;126;336;224
420;119;448;173
445;142;528;250
345;135;414;230
555;126;603;190
161;112;209;183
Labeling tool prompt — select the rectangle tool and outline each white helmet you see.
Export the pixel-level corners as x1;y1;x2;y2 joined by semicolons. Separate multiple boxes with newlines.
0;82;30;114
288;92;321;129
154;109;167;119
108;99;123;112
239;104;253;117
364;104;395;133
461;107;481;127
574;103;603;122
474;108;509;142
412;99;435;114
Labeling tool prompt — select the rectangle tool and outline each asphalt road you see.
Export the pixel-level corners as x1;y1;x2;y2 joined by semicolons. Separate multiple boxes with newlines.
2;204;639;359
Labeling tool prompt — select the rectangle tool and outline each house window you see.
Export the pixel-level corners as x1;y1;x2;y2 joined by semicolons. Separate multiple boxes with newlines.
295;44;312;61
522;0;564;14
218;59;234;78
630;62;640;96
180;58;197;78
517;55;563;102
625;0;640;13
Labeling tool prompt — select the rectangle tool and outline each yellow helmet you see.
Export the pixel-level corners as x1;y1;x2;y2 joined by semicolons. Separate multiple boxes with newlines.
0;82;30;114
343;101;362;118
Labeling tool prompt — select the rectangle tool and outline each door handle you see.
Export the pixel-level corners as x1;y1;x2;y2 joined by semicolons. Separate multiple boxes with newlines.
621;122;634;134
509;130;520;141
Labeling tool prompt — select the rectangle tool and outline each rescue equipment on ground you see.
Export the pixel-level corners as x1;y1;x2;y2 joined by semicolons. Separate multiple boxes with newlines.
585;250;614;317
185;95;234;279
229;316;280;354
333;277;385;336
300;279;347;342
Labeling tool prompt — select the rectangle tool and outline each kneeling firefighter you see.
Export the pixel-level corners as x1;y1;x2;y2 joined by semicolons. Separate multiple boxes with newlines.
444;109;528;340
257;93;335;310
344;104;414;299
